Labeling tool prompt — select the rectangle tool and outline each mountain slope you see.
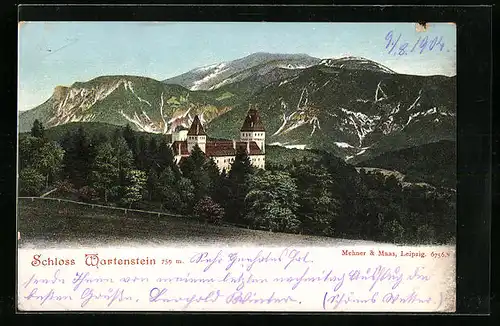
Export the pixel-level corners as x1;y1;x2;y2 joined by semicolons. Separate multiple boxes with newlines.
206;62;455;159
163;52;321;91
19;75;237;134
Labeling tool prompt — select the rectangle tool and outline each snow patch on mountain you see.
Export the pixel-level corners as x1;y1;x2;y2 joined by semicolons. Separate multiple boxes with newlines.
269;142;307;150
335;142;355;148
338;107;380;146
320;56;396;74
407;89;423;111
277;63;313;70
405;107;439;127
195;62;222;72
209;78;235;90
278;76;300;87
191;63;229;91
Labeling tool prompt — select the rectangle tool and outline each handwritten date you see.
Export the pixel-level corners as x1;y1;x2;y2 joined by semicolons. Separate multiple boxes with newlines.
385;30;445;56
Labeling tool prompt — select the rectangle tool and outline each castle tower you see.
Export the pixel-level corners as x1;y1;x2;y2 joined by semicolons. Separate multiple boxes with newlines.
240;107;265;154
187;115;206;153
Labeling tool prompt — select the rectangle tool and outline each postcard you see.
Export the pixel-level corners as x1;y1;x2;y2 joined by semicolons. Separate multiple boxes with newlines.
17;21;457;312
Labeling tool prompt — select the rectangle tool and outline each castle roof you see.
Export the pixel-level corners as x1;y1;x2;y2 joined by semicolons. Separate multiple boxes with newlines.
240;108;265;132
172;140;263;157
187;115;206;136
206;140;262;157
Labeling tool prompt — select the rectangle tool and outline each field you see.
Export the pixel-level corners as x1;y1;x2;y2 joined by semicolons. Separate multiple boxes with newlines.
17;199;378;248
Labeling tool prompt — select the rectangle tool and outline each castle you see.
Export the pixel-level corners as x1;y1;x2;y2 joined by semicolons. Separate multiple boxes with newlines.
171;108;266;171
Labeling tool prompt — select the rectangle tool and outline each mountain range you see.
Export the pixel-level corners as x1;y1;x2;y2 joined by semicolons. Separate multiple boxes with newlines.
19;52;456;163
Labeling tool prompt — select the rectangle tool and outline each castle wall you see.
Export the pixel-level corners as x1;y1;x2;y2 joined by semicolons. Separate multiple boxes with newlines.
212;154;265;172
213;156;236;172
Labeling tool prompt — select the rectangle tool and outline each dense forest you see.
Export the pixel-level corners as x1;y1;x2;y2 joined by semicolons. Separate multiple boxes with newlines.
359;140;456;188
19;120;456;245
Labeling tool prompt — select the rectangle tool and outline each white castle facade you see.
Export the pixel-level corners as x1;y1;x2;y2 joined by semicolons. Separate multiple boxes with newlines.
170;108;266;171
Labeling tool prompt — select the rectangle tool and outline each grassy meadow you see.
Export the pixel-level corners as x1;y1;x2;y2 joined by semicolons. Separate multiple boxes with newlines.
17;198;377;248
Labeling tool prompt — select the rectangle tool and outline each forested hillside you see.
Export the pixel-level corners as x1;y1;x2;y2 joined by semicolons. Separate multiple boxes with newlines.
18;120;455;245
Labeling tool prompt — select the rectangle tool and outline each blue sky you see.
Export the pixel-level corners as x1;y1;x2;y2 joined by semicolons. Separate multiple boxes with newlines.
18;22;456;111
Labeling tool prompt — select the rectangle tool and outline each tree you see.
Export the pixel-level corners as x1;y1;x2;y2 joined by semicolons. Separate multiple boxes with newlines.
179;145;211;202
110;135;134;201
180;145;205;179
19;136;42;170
291;163;340;236
89;142;120;202
122;124;137;152
157;167;178;211
19;167;45;196
146;168;159;201
32;140;65;188
157;139;178;175
228;146;254;182
212;168;231;207
92;132;109;147
175;177;195;214
245;170;300;232
30;119;45;138
122;169;147;208
135;135;149;170
147;137;159;168
111;135;134;172
61;127;92;188
194;196;225;224
157;166;194;214
204;158;220;195
18;135;64;190
225;146;254;222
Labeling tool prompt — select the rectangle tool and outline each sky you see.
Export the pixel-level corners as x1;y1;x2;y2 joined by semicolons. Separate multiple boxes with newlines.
18;22;456;111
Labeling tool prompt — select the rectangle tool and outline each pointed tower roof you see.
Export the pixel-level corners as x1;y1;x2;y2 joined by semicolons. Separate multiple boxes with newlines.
240;108;265;132
187;115;206;136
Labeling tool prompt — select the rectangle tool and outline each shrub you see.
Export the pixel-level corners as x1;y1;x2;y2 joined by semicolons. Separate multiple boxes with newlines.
19;167;45;196
416;224;436;244
55;179;76;194
78;186;99;203
194;196;225;225
382;219;405;244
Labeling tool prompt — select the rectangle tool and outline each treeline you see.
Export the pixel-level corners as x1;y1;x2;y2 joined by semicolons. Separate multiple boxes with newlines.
264;158;455;244
359;140;456;188
18;120;455;244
